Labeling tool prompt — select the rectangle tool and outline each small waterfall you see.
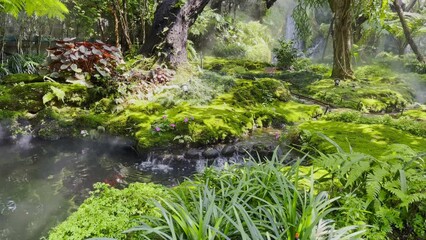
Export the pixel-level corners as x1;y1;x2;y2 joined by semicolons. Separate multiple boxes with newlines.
138;153;173;173
284;12;303;51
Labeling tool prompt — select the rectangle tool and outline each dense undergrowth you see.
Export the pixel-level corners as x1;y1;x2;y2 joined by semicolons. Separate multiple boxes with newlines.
48;147;425;240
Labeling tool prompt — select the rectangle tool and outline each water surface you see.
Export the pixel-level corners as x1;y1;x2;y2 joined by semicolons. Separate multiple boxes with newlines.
0;135;198;240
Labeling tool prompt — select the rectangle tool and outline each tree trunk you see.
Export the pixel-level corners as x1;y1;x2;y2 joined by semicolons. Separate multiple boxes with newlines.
329;0;354;79
112;0;132;52
111;5;120;47
393;0;425;63
141;0;210;67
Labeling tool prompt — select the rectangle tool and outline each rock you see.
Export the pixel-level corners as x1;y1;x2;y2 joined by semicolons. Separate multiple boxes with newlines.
221;145;236;157
202;148;220;159
185;148;201;159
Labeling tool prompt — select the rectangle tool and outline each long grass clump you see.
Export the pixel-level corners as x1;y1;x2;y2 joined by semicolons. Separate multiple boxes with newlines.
124;151;365;240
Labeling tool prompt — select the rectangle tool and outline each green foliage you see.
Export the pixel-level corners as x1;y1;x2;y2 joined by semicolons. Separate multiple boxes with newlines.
46;39;124;87
43;86;66;104
127;152;365;239
48;183;170;240
273;40;298;69
314;139;426;239
0;0;68;18
190;7;223;37
212;42;246;59
5;54;44;75
212;21;273;62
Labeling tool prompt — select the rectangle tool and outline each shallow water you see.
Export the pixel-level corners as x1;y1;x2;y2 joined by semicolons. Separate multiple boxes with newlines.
0;135;199;240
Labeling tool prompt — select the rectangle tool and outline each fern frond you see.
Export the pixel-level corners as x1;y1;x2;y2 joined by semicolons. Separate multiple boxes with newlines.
345;160;370;188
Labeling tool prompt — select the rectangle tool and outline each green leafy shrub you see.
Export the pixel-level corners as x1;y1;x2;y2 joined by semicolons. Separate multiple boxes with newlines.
45;38;124;87
212;21;272;62
404;61;426;74
48;183;170;240
273;40;298;69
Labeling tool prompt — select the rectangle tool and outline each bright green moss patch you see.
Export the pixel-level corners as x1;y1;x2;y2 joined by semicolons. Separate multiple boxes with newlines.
322;110;426;138
232;78;291;104
307;77;412;113
48;183;170;240
0;73;44;84
299;120;426;157
404;109;426;121
251;101;322;126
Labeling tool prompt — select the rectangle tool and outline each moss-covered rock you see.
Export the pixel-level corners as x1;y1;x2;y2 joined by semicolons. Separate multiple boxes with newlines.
233;78;291;105
0;73;44;85
0;82;90;113
307;75;413;113
203;57;272;75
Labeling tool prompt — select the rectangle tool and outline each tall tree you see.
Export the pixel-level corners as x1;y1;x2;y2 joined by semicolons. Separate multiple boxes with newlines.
329;0;353;79
141;0;211;67
295;0;384;79
393;0;425;63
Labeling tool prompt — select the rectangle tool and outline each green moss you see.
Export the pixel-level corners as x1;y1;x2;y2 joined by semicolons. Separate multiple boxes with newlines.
307;75;412;113
300;120;426;157
250;101;322;127
232;78;291;105
48;183;170;240
0;82;90;113
404;109;426;121
203;57;272;75
0;73;44;84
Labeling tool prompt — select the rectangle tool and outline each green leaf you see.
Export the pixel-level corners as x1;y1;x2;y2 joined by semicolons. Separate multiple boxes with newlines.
42;92;55;104
50;86;65;102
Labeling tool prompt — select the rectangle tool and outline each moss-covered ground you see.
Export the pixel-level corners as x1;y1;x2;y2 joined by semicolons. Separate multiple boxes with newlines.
0;56;425;156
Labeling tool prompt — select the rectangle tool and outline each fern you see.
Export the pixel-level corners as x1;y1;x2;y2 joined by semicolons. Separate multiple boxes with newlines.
314;138;426;238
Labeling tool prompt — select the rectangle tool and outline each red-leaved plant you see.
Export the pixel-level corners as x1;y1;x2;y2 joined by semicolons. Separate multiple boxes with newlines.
46;38;124;87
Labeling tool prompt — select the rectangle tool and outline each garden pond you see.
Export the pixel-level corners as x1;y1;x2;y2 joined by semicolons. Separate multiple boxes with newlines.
0;134;208;240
